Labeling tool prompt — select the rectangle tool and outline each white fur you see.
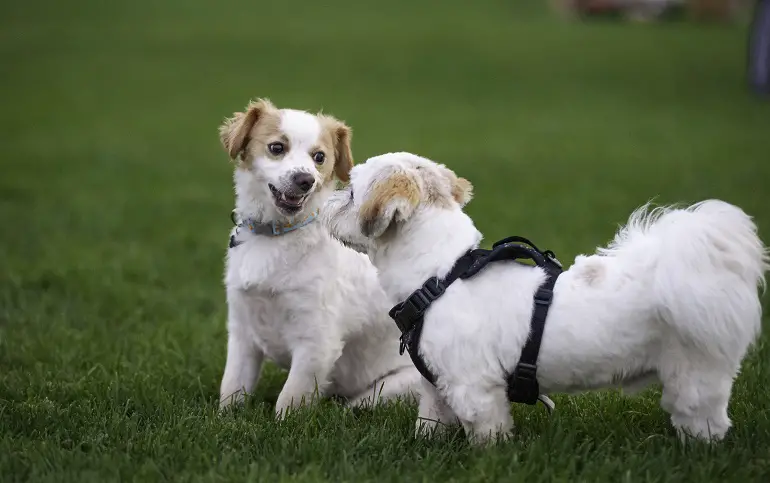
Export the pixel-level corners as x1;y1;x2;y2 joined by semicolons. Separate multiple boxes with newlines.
323;152;769;444
219;115;421;418
232;110;327;224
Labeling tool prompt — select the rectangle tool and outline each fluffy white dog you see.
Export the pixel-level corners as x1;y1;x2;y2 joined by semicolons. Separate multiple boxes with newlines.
323;151;769;443
217;100;420;417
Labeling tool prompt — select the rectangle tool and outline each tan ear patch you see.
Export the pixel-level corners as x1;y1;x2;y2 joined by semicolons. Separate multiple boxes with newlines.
433;164;474;207
359;173;421;237
318;115;354;183
218;98;278;161
452;177;473;206
332;124;353;182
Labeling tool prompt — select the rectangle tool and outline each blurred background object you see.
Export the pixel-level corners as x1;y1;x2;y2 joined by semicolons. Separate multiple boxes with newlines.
551;0;747;21
749;0;770;94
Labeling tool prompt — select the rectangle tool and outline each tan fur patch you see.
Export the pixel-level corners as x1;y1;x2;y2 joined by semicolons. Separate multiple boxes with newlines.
218;98;281;164
452;177;473;206
318;115;354;183
581;263;605;285
219;99;354;179
424;182;452;209
240;109;281;166
359;173;420;236
574;255;605;286
426;165;474;208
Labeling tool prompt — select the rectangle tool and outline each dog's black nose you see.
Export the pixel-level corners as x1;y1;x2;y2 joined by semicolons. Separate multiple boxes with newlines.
292;172;315;193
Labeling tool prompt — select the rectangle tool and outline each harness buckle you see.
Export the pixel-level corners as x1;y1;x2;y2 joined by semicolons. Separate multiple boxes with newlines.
508;362;540;405
399;331;410;355
389;277;445;334
534;288;553;306
422;276;446;298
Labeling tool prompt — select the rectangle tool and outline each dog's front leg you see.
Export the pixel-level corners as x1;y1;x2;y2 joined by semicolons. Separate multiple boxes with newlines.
444;384;513;445
275;341;342;419
219;325;264;409
415;379;460;438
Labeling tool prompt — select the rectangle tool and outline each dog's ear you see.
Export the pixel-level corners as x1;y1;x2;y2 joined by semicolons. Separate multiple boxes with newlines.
452;177;473;207
437;165;474;207
359;171;421;238
219;98;276;160
318;115;354;182
332;122;354;182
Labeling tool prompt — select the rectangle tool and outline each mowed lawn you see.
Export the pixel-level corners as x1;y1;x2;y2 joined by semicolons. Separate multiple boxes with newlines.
2;0;770;481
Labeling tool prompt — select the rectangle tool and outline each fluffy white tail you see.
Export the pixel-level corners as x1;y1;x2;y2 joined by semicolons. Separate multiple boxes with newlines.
610;200;769;361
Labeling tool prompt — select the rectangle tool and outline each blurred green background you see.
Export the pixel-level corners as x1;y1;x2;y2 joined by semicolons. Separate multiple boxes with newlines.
2;1;769;481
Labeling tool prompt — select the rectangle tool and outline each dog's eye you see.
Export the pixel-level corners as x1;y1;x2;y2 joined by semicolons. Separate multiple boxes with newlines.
349;188;354;200
268;143;285;155
312;151;325;164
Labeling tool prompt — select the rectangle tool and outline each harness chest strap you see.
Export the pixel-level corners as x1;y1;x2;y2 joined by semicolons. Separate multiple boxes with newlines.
388;236;563;407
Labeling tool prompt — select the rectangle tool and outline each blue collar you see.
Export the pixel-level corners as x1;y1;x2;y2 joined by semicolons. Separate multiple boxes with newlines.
229;209;319;248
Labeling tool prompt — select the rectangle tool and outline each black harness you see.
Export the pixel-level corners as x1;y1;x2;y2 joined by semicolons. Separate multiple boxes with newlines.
389;236;562;405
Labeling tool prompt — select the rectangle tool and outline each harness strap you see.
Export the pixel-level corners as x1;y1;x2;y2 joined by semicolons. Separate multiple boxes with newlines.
389;236;562;405
506;265;559;404
390;276;446;385
405;317;435;385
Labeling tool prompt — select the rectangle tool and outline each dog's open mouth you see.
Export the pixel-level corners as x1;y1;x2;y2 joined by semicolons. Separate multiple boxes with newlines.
269;184;307;214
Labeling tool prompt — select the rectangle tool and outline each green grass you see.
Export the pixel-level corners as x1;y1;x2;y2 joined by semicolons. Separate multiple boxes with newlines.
2;0;770;481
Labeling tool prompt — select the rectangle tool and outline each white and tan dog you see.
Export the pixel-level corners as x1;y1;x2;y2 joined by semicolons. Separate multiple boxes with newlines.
323;152;769;443
218;101;420;417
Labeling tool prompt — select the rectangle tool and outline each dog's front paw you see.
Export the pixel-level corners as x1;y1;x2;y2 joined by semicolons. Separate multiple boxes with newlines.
467;428;513;446
274;392;316;419
274;394;293;420
414;417;440;438
274;404;291;420
415;417;457;440
219;390;246;412
414;414;464;439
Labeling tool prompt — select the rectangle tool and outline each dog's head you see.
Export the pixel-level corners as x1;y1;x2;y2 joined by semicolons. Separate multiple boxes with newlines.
219;98;353;218
322;152;473;251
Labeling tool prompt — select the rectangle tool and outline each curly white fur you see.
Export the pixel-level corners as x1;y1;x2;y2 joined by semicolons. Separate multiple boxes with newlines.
323;152;769;444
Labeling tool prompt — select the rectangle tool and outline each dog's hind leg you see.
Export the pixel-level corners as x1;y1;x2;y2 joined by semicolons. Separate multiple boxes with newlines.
443;382;512;445
349;367;422;408
659;351;735;441
414;379;460;438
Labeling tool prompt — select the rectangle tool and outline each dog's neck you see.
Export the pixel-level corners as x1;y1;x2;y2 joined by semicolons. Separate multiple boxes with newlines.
232;168;328;227
371;206;482;301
